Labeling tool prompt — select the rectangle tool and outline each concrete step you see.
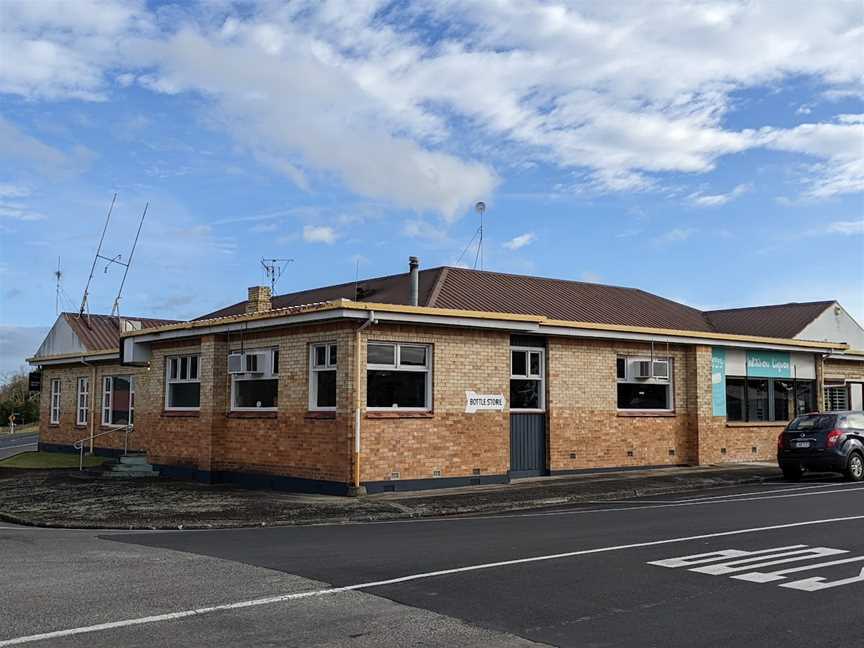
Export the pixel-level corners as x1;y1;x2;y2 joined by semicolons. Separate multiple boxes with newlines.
110;464;158;475
118;455;150;466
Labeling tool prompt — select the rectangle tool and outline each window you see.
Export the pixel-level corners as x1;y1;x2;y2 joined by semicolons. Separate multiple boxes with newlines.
367;342;431;410
310;343;337;410
511;347;544;411
102;376;134;426
166;354;201;410
825;385;849;411
76;377;89;426
231;348;279;410
50;378;61;424
616;356;673;411
726;378;816;422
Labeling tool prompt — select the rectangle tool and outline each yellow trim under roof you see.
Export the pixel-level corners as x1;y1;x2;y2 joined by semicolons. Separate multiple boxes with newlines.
118;298;849;351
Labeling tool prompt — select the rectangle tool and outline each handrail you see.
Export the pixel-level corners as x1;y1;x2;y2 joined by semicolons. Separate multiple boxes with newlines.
72;424;134;471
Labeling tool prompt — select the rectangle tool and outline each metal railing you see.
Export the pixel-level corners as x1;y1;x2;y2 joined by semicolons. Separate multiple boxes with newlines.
72;424;134;471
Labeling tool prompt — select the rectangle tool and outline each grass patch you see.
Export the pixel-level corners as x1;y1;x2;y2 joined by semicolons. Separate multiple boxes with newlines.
0;451;104;470
0;423;38;437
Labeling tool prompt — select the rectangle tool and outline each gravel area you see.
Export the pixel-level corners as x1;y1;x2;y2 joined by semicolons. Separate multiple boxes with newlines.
0;463;782;529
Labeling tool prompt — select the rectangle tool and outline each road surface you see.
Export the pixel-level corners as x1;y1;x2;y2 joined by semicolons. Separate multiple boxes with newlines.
2;476;863;647
0;434;37;461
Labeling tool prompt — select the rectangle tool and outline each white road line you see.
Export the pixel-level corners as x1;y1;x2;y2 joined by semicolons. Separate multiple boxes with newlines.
670;482;855;502
0;443;37;451
3;514;864;646
342;485;864;526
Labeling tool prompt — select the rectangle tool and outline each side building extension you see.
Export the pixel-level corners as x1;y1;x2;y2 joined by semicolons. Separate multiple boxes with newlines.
29;263;864;494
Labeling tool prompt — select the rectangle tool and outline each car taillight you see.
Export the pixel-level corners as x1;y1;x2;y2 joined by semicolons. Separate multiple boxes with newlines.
777;431;785;449
826;429;844;448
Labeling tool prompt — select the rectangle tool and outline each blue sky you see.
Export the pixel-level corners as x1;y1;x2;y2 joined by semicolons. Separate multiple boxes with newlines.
1;0;863;376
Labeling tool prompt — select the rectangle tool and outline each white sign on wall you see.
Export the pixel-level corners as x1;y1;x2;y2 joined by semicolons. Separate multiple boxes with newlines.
465;391;505;413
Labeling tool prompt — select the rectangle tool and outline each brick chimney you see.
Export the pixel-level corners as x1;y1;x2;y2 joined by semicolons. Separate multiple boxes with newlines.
246;286;272;314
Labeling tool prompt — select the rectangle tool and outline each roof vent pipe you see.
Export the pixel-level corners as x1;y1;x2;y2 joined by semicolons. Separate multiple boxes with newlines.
409;256;420;306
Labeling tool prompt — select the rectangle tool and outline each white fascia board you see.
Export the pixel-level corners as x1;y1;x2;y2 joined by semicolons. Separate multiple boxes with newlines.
346;309;542;333
31;352;118;367
827;352;864;362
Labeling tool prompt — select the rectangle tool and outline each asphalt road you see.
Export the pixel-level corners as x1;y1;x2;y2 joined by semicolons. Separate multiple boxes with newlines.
0;434;37;460
2;477;864;647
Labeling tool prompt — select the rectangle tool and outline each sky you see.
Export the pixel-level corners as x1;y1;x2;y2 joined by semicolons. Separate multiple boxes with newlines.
0;0;863;377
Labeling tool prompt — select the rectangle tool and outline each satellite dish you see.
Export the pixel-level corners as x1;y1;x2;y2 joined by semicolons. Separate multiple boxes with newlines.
475;201;486;215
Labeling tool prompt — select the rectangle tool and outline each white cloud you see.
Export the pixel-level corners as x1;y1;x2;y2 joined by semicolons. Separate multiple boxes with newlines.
827;220;864;235
402;220;448;241
0;0;862;207
503;232;537;250
0;183;30;199
688;183;752;207
303;225;337;244
656;227;697;243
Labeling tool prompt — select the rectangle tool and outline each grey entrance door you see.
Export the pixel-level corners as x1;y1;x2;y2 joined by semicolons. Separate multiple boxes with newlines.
510;413;546;478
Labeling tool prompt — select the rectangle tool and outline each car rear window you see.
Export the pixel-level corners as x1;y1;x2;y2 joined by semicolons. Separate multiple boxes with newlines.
788;414;836;430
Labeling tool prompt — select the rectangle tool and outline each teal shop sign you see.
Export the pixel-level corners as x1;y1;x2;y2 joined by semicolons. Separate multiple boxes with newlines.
746;350;792;378
711;348;726;416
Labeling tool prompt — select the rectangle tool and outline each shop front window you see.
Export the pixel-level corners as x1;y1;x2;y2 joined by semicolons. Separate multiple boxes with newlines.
725;378;816;422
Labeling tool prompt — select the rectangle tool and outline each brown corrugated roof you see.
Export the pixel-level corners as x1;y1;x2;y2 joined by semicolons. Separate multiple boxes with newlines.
62;313;181;352
704;301;833;339
431;267;714;331
195;267;714;332
196;268;446;320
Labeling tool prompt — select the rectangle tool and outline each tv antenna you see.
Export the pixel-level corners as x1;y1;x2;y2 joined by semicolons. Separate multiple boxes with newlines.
455;201;488;270
78;193;149;320
53;256;63;315
260;257;294;293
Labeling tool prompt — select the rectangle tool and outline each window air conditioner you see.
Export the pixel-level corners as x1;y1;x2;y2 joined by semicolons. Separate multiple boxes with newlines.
652;360;670;379
228;353;244;374
634;360;652;379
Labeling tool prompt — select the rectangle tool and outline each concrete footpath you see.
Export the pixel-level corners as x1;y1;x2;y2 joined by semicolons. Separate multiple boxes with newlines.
0;462;782;529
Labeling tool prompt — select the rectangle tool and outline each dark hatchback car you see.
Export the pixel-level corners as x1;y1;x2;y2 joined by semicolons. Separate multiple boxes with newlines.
778;411;864;481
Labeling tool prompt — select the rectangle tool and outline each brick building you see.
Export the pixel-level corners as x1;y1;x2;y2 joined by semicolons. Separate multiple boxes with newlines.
29;262;864;494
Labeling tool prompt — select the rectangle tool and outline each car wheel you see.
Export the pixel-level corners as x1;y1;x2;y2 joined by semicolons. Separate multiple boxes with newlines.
781;465;802;481
845;452;864;482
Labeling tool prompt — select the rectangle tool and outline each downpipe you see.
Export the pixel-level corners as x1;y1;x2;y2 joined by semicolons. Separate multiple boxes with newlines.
353;311;376;495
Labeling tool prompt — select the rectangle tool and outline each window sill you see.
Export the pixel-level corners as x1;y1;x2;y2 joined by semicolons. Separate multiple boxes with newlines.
617;411;676;417
366;411;433;419
305;411;336;420
162;410;200;418
725;421;789;428
227;411;277;419
74;424;88;429
49;423;60;428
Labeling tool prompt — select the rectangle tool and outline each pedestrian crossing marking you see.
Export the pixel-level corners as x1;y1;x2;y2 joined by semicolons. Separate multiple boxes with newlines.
649;544;864;592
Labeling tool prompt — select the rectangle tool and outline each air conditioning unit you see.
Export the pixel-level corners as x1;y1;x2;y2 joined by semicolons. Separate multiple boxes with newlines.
652;360;670;379
228;351;268;375
634;360;652;379
228;352;244;374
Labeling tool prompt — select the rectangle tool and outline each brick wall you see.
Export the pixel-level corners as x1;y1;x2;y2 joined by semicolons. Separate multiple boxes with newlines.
38;362;148;452
359;324;511;483
134;323;357;483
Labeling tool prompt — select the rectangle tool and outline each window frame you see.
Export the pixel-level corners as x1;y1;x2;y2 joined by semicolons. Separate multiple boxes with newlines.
230;347;280;411
309;342;337;411
366;342;432;412
616;356;674;412
510;347;546;413
725;377;817;422
164;353;201;411
102;375;135;427
50;378;61;424
76;376;89;426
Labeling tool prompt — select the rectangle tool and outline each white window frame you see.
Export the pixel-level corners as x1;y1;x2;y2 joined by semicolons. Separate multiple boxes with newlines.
102;375;135;426
309;342;337;411
76;377;89;426
366;342;432;412
165;354;201;411
50;378;61;424
616;356;674;412
230;347;279;411
510;347;546;413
